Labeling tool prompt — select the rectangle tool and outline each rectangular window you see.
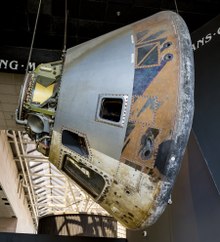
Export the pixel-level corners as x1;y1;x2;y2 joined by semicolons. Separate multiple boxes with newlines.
62;130;89;157
62;155;105;199
96;94;128;127
100;98;123;122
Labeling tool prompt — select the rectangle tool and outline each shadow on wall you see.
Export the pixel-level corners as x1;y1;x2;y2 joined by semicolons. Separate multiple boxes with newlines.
186;132;220;242
38;214;118;237
127;132;220;242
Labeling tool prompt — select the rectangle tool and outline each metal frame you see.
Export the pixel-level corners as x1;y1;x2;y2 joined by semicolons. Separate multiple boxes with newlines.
95;94;129;127
6;130;112;231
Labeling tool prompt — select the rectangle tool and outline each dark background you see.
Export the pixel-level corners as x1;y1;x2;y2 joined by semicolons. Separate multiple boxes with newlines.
191;15;220;193
0;0;219;50
0;232;127;242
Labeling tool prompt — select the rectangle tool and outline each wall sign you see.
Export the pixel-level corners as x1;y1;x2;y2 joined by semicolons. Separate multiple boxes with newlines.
0;46;61;73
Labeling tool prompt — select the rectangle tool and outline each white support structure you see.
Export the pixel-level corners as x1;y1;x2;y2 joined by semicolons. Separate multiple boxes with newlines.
0;131;35;233
4;130;127;237
0;131;126;238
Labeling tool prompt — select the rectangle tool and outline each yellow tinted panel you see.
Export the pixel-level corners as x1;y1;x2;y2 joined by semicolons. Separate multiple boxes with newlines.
32;83;55;104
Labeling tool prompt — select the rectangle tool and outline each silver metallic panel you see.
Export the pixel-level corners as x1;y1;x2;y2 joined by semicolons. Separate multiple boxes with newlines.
54;28;135;159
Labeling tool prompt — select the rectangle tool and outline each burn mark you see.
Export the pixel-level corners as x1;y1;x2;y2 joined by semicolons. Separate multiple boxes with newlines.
140;137;153;160
124;160;142;171
161;41;172;51
124;121;135;141
133;30;169;96
125;190;131;195
155;140;173;175
137;96;161;117
142;165;162;182
122;138;130;153
136;30;149;43
139;128;159;160
128;212;134;218
136;30;166;45
141;30;165;43
137;43;159;67
133;59;167;96
163;53;173;62
124;186;135;196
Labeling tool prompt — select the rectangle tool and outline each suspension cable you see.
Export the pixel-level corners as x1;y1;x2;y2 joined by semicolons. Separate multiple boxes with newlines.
62;0;68;59
25;0;42;74
174;0;179;14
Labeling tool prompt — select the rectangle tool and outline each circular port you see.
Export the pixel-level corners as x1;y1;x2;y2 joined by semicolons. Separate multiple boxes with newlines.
27;114;44;134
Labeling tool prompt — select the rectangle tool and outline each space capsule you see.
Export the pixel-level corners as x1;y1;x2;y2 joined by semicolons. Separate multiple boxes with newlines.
16;11;194;229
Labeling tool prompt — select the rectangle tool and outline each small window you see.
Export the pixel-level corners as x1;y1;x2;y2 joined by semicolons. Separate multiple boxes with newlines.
62;155;105;198
62;130;89;157
99;98;123;122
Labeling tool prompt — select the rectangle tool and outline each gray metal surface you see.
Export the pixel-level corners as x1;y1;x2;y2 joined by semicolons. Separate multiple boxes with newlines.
54;28;135;160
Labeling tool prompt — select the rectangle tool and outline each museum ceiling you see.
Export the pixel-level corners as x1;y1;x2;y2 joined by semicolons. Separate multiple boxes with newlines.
0;0;219;50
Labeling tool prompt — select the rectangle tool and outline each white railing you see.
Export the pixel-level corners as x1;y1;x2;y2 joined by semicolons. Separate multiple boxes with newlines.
7;130;110;230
